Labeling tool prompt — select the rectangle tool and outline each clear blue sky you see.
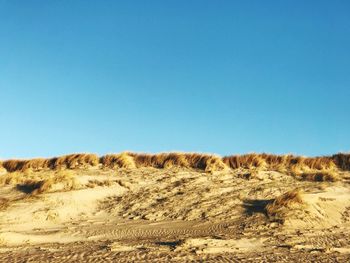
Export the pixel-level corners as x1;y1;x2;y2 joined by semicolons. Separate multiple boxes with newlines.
0;1;349;159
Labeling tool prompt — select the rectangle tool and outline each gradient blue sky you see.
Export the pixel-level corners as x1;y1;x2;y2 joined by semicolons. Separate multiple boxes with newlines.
1;1;349;159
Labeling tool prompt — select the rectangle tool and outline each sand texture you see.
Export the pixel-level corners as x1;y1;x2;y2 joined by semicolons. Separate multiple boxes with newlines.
0;153;350;262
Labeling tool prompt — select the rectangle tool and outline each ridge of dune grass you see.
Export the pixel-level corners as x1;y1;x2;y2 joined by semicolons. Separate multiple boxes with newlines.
1;154;99;172
222;153;342;181
128;152;188;169
124;152;226;172
0;152;349;176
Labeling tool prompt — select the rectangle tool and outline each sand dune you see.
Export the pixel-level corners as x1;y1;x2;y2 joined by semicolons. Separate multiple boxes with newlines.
0;152;350;262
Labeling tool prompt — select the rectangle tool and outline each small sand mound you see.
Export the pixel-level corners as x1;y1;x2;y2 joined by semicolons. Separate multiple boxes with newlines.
0;170;79;195
285;186;350;229
266;189;304;221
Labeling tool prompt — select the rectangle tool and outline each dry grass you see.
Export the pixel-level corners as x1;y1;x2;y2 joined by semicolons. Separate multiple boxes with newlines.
162;153;189;169
49;153;99;169
2;158;53;172
223;154;266;170
223;154;340;179
100;153;136;169
301;157;336;170
286;156;336;174
16;180;52;195
20;172;78;195
0;152;348;174
181;153;207;170
260;154;289;172
203;155;227;173
1;154;99;172
128;153;168;168
127;152;226;172
2;160;27;173
0;170;78;195
332;153;350;171
297;171;339;182
86;179;113;188
0;171;30;186
0;197;9;210
265;189;304;219
258;154;337;174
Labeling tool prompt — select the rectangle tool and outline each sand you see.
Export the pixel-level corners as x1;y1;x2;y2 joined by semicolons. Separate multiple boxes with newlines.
0;166;350;262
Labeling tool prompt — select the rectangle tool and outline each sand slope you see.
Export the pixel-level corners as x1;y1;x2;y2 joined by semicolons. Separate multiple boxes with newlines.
0;166;350;262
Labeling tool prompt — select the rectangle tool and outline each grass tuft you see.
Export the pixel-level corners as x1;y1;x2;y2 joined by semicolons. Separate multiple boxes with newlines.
332;153;350;171
100;153;136;169
223;154;266;170
266;189;303;219
297;171;339;182
0;170;78;195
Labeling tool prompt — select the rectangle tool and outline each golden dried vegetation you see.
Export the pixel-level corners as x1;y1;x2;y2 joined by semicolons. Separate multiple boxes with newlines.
125;152;226;172
0;152;349;177
223;153;344;181
332;153;350;171
100;153;136;169
86;179;113;188
0;197;9;210
297;171;339;182
1;154;99;172
127;153;187;169
0;170;78;195
223;154;266;170
265;189;304;219
49;154;99;169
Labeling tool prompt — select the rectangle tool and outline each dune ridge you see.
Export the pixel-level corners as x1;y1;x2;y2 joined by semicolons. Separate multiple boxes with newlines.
1;152;350;262
1;152;349;181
